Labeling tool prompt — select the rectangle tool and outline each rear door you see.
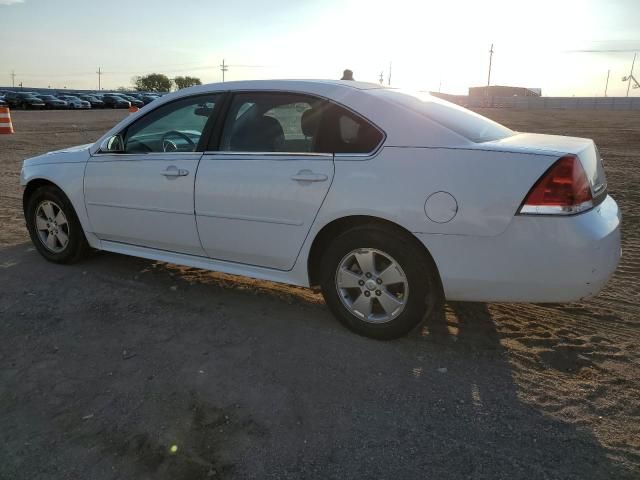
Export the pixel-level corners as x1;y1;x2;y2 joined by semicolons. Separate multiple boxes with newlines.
195;92;334;270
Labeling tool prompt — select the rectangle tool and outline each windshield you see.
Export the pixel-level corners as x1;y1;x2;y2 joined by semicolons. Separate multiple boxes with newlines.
380;89;514;143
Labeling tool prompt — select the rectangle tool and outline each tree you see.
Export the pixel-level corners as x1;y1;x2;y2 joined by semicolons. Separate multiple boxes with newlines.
173;76;202;90
133;73;172;92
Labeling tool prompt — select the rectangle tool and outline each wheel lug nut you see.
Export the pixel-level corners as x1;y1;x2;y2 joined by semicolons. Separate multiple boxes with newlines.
358;280;365;286
376;290;381;296
364;291;370;297
376;278;382;284
365;273;372;278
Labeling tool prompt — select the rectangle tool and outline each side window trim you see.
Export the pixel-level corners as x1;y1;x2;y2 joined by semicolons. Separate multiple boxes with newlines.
202;151;334;158
204;91;233;152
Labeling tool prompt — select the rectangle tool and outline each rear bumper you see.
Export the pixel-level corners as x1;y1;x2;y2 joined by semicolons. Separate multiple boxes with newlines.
417;195;621;303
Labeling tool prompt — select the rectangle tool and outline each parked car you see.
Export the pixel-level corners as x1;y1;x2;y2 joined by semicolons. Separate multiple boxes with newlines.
115;94;144;108
101;94;131;109
138;94;159;105
0;95;6;107
57;95;91;109
78;95;105;108
19;80;621;339
36;94;68;109
4;91;45;109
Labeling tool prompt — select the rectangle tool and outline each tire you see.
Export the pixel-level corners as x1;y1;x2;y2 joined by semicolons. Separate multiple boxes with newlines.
320;224;443;340
25;185;90;264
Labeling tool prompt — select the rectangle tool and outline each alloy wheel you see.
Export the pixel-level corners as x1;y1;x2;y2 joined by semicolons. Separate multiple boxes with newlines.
335;248;409;323
34;200;70;253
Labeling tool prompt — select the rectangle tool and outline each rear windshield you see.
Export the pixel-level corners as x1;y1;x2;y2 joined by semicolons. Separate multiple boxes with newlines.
380;90;513;143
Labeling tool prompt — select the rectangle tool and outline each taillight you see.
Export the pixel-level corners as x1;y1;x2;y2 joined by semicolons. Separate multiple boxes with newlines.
519;154;593;215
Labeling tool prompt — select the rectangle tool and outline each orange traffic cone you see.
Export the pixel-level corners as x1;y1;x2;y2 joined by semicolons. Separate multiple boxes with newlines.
128;106;139;114
0;107;14;134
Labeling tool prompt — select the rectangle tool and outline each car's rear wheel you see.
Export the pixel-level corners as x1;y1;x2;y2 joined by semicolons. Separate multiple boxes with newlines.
25;185;90;264
320;224;442;340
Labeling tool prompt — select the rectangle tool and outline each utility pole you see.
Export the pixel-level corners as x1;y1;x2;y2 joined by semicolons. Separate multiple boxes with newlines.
379;71;384;85
604;69;610;97
97;67;102;91
220;59;228;82
10;70;16;88
487;43;494;87
627;53;636;97
388;61;392;86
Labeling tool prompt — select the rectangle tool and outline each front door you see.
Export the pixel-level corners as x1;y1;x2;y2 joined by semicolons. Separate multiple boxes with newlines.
196;92;334;270
84;93;221;255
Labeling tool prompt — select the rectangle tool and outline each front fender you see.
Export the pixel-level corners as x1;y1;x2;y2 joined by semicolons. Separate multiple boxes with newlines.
21;162;101;249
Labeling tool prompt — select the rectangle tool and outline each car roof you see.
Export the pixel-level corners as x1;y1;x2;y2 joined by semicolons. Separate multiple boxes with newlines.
185;79;384;93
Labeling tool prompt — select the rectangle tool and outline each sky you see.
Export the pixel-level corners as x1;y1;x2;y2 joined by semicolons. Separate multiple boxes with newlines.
0;0;638;96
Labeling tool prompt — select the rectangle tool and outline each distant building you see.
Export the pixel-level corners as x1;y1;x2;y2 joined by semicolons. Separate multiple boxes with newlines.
469;86;541;97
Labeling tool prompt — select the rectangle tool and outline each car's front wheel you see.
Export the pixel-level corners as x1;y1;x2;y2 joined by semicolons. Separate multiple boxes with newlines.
320;224;442;340
25;185;89;264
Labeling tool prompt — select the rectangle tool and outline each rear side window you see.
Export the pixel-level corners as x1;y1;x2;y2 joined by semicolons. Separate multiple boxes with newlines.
220;93;329;153
326;105;384;154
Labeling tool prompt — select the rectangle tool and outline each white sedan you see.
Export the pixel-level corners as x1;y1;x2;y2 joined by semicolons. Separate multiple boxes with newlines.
20;80;621;339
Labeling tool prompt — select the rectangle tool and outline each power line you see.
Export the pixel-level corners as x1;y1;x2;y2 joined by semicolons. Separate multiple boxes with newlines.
565;49;640;53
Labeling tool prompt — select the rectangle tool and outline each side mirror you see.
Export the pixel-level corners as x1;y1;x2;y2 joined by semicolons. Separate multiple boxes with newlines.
100;134;125;153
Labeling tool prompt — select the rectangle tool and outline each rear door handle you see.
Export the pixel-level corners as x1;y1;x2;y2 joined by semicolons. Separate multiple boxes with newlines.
291;170;328;183
161;166;189;177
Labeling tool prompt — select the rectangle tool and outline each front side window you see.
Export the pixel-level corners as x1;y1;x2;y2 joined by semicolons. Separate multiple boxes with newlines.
220;93;329;153
124;94;220;153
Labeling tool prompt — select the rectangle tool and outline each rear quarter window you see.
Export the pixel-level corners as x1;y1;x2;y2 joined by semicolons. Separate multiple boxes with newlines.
326;105;384;154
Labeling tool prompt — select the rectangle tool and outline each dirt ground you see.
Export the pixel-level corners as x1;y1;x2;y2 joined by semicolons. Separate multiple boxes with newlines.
0;108;639;479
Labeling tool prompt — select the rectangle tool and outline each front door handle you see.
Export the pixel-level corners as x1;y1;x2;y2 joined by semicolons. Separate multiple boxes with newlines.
291;170;328;183
161;166;189;177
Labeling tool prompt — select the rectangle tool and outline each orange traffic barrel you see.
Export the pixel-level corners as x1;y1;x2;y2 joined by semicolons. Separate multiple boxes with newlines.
128;106;139;114
0;107;14;134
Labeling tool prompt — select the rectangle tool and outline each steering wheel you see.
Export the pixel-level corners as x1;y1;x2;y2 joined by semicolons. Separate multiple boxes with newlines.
161;130;196;152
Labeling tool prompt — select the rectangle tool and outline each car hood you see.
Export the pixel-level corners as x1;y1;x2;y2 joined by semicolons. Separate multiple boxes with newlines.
23;143;92;166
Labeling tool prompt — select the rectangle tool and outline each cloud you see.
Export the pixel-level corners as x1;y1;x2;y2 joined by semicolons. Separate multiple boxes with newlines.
0;0;25;5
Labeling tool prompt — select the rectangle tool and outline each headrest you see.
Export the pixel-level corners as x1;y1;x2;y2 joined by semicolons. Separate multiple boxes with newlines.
230;115;284;152
301;108;321;138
